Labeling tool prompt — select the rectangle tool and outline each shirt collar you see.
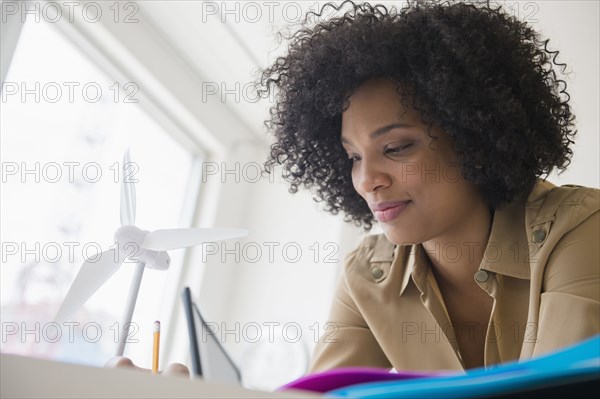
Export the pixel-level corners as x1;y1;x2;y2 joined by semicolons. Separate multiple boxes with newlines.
398;244;432;296
479;189;531;279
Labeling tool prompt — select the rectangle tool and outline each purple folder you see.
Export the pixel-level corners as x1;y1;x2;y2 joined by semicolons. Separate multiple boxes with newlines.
278;367;440;393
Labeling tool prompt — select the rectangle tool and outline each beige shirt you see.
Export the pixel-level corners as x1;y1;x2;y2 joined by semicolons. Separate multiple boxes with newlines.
310;180;600;372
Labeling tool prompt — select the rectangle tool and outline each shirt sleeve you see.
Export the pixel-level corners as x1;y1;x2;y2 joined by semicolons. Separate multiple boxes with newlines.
308;244;392;373
534;210;600;356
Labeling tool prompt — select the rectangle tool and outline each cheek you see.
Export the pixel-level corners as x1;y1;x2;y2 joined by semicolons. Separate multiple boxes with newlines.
397;169;422;186
389;161;427;187
404;154;458;186
421;178;473;218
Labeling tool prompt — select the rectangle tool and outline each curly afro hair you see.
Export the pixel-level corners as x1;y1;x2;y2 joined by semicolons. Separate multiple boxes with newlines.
257;0;576;230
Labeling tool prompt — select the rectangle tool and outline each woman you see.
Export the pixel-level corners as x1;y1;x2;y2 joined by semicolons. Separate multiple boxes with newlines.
256;0;599;372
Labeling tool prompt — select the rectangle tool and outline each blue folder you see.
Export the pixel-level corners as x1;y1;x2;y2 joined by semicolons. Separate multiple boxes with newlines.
328;335;600;398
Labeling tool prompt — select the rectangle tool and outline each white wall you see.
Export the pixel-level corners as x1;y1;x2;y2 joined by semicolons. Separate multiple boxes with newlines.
536;1;600;188
195;142;363;387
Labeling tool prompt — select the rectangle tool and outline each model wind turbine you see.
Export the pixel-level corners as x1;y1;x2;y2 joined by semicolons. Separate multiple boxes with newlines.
54;150;249;356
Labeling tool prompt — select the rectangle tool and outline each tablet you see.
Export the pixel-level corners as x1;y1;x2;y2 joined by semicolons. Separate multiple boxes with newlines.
181;287;242;385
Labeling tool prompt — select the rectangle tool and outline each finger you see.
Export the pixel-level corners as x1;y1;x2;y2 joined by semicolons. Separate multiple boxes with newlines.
105;356;133;368
105;356;148;373
161;363;190;378
106;356;189;378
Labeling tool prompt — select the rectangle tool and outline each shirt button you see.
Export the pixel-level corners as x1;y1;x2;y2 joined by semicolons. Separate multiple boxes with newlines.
474;270;489;283
371;267;383;279
532;229;547;243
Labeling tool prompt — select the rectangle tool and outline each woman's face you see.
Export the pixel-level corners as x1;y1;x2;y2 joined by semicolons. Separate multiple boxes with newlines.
341;78;486;245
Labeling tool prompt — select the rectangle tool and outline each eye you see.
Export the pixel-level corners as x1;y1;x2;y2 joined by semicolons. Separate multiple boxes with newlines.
347;153;361;163
385;143;413;154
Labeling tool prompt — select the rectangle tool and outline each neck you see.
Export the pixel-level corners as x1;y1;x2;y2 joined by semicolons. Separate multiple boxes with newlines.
422;202;493;290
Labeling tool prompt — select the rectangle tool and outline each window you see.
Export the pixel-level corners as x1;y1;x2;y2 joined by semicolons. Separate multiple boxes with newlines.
1;18;197;367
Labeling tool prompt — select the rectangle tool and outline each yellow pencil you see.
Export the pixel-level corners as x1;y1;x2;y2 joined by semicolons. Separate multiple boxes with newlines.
152;321;160;374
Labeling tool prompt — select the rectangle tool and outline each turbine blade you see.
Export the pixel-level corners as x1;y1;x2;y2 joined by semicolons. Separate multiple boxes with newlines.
120;149;136;226
141;228;249;251
53;249;123;324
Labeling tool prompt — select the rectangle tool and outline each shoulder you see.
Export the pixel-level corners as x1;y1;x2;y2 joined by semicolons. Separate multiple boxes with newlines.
524;179;599;264
343;234;410;285
525;180;599;236
526;180;598;221
344;234;395;269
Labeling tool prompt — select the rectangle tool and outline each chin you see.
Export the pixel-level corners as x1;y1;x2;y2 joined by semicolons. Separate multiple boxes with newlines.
380;227;423;247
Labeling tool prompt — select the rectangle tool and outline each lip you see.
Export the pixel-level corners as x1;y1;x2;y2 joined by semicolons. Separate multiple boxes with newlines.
370;200;411;223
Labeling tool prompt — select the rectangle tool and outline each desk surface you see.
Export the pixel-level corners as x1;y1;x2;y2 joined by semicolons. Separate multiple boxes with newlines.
0;354;319;398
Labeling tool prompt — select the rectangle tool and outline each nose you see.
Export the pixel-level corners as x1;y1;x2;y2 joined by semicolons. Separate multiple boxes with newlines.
354;158;391;194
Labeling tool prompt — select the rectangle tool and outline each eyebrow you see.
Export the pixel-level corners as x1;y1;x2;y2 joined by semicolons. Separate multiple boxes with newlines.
341;123;413;144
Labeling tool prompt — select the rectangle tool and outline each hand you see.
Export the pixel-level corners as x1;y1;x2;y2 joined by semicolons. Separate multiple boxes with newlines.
105;356;190;378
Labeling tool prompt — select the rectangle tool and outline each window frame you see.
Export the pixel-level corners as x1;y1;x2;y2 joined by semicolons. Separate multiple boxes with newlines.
0;1;229;366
